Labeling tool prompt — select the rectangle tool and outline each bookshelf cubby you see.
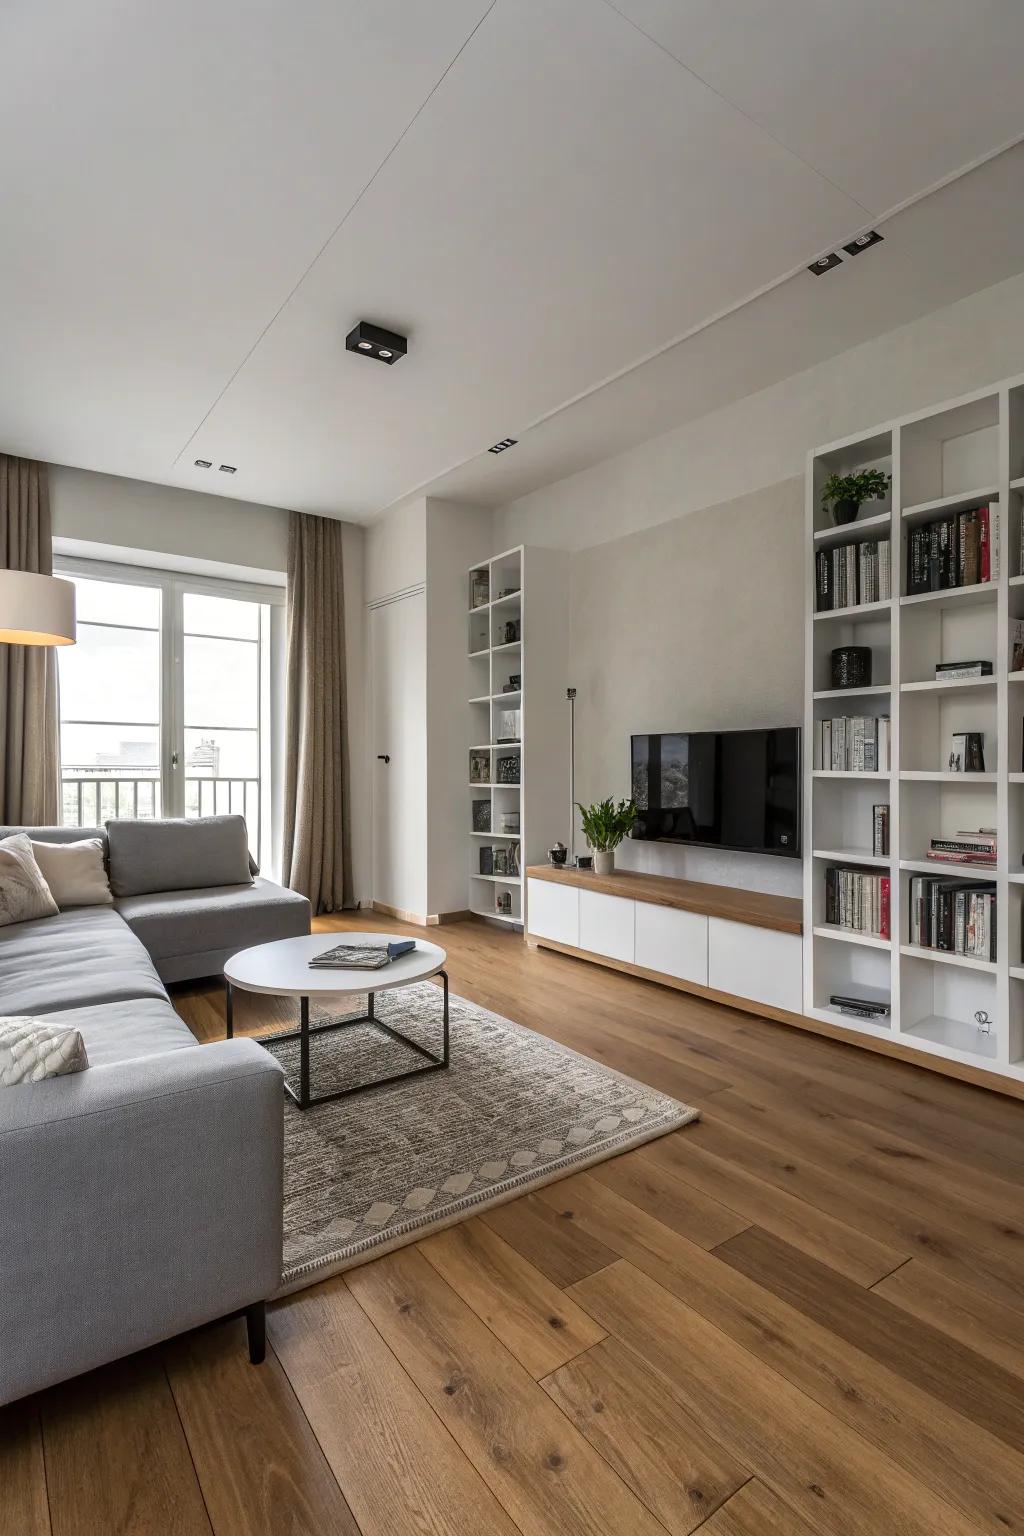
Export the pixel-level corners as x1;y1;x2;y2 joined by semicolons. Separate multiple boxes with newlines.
805;374;1024;1085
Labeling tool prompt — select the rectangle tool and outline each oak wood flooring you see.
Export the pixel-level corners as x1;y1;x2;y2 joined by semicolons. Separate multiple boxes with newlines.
4;911;1023;1536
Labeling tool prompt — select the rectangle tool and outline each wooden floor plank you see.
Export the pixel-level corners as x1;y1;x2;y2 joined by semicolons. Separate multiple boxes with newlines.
873;1259;1024;1381
637;1130;906;1285
697;1478;819;1536
268;1277;520;1536
541;1335;749;1535
345;1244;668;1536
717;1226;1024;1454
164;1321;359;1536
545;1174;1024;1534
0;1398;50;1536
42;1354;210;1536
588;1146;750;1249
479;1189;620;1288
570;1260;984;1536
418;1217;607;1378
690;1114;1024;1310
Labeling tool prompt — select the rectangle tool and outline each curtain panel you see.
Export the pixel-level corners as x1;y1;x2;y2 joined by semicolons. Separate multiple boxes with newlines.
0;455;60;824
281;510;352;913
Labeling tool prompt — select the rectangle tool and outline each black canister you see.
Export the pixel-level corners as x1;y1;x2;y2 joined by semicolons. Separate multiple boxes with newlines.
831;646;872;690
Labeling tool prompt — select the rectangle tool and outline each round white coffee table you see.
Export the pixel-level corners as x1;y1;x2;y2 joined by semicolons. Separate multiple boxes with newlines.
224;933;448;1109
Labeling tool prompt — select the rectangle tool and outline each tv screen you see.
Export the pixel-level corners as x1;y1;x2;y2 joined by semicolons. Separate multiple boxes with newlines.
630;727;800;858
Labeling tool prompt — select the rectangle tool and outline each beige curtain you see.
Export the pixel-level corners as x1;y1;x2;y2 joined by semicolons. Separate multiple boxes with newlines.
281;510;352;912
0;455;61;825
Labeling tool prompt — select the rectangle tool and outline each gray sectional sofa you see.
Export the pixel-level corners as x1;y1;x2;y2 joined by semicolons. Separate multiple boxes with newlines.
0;816;311;1406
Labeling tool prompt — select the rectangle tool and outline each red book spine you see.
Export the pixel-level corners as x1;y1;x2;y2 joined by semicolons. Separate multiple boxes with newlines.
880;876;891;939
980;504;991;582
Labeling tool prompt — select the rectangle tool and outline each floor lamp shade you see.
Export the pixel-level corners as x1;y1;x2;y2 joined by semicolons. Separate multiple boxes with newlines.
0;570;77;645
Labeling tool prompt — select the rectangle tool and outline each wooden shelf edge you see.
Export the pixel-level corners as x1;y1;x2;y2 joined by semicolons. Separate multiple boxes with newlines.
525;863;802;935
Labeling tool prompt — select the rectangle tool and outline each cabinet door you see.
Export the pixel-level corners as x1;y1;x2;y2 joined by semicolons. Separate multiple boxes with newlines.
634;902;708;985
708;917;802;1014
527;878;579;947
579;890;635;963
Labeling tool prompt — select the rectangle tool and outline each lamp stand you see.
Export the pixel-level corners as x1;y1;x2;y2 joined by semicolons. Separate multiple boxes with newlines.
567;687;576;863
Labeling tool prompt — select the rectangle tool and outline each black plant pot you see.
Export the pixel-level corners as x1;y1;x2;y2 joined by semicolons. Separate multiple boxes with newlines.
831;498;861;526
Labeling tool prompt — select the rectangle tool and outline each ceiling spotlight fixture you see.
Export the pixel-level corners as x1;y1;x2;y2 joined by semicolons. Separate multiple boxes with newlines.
807;251;842;275
843;229;884;256
218;464;237;474
488;438;518;455
194;458;212;469
345;320;408;365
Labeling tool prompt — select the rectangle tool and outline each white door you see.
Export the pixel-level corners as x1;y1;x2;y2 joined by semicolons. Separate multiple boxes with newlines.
371;592;427;917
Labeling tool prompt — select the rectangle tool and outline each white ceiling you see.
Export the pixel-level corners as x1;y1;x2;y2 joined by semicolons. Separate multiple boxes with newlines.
2;0;1023;522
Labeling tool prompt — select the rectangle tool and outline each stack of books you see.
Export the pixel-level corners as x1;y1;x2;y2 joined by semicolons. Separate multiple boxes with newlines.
925;829;996;866
906;503;996;594
824;866;891;938
308;940;416;971
908;878;996;960
872;803;890;856
815;539;891;612
828;992;891;1023
812;716;891;772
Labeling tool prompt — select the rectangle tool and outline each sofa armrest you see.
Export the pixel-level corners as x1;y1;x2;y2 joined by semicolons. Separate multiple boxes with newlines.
0;1039;284;1405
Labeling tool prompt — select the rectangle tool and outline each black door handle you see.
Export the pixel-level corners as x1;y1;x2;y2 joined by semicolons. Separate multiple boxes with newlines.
377;754;390;763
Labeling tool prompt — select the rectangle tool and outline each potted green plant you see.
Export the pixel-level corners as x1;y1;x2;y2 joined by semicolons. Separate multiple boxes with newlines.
576;797;637;876
821;469;891;526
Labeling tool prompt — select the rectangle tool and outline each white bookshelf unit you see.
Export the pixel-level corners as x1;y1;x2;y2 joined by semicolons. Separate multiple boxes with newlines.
805;373;1024;1088
466;545;568;928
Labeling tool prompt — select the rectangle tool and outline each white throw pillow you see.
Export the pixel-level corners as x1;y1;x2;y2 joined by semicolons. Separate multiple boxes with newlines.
31;838;112;908
0;1016;89;1086
0;834;58;929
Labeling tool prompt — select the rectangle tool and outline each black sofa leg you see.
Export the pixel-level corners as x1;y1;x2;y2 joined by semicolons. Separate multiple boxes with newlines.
245;1300;266;1365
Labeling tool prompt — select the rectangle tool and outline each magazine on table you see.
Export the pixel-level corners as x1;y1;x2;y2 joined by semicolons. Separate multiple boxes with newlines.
309;939;416;970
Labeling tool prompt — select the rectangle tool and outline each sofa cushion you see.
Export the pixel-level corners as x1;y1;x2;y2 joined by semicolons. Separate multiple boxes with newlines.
0;834;58;930
0;908;167;1016
32;838;112;908
0;825;107;850
0;1017;89;1085
115;878;310;965
33;996;196;1068
106;816;253;898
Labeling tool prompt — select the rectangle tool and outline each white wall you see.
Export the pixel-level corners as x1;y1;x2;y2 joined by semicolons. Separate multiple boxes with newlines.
49;463;371;904
493;268;1024;897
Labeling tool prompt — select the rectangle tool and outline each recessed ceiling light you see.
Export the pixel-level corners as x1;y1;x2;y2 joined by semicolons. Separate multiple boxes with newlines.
194;458;212;469
218;464;237;474
807;251;842;275
345;321;408;365
488;438;518;454
843;229;884;256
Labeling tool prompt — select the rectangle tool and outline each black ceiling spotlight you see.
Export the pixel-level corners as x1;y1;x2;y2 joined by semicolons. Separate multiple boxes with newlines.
807;251;843;276
194;458;212;469
218;464;237;474
345;320;408;365
488;438;518;454
843;229;884;257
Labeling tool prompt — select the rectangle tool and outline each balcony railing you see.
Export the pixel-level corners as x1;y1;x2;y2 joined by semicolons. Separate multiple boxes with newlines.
61;774;261;862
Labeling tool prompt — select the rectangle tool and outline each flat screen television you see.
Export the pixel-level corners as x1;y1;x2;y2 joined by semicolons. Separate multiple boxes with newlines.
630;727;801;858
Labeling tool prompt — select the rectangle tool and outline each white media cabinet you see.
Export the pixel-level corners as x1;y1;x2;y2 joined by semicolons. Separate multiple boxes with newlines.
526;865;804;1019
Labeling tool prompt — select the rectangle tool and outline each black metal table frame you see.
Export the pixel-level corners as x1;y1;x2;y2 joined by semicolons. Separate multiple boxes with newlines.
225;969;449;1109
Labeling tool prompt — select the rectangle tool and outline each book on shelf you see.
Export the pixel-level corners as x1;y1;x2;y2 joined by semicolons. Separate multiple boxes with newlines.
872;803;890;856
824;866;890;938
815;538;890;612
934;659;993;680
813;715;890;772
907;877;996;960
905;503;996;595
1012;620;1024;674
828;990;891;1021
946;731;985;773
926;828;996;865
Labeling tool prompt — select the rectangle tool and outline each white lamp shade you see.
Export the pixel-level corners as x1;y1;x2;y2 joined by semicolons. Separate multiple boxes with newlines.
0;569;77;646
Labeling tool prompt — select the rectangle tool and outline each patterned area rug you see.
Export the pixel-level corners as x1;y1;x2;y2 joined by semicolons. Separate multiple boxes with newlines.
265;981;698;1295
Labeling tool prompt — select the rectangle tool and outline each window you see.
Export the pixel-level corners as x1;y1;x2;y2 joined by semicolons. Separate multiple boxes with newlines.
56;560;283;868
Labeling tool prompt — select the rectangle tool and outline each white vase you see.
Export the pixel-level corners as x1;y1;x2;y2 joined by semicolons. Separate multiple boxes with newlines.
593;848;615;876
